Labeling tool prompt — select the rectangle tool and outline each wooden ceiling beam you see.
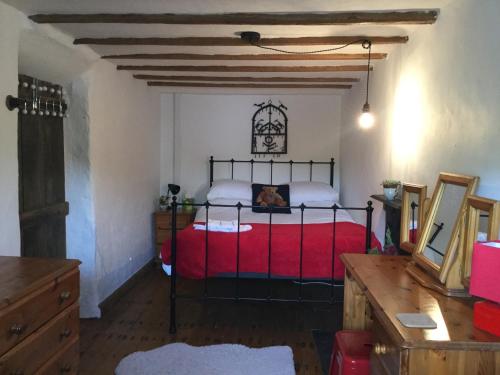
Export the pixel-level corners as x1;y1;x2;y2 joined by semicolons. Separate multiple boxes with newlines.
147;82;352;89
118;65;371;72
30;11;438;25
133;75;360;83
74;36;408;46
103;53;386;60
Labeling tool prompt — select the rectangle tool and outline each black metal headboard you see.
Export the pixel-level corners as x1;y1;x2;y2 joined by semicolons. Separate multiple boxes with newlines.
209;156;335;187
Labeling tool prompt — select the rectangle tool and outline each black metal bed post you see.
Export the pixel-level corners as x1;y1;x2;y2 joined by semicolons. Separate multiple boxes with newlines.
331;204;338;302
365;201;374;252
299;204;305;302
270;159;274;184
330;158;335;187
411;201;417;242
236;203;242;300
204;202;210;297
209;156;214;187
169;197;178;334
267;206;273;301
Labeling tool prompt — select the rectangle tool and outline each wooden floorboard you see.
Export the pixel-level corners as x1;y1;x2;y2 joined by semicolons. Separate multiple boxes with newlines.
80;266;342;374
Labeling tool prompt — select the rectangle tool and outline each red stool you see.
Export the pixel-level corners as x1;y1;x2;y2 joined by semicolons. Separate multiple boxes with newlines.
329;330;372;375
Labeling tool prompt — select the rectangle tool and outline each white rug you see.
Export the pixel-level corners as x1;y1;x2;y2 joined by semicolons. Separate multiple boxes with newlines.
115;343;295;375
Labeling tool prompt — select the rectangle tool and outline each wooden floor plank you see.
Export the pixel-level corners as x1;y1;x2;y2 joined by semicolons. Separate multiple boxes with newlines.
80;266;342;374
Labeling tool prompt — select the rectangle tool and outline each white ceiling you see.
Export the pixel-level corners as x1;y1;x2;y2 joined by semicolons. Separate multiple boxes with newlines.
4;0;447;93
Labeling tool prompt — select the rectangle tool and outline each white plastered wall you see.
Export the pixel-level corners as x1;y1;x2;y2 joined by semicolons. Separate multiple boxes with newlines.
0;1;161;317
340;0;500;241
0;2;23;255
160;93;342;202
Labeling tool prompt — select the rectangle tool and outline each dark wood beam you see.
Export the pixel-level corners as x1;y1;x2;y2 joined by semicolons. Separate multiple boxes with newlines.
118;65;371;72
147;82;352;89
30;11;438;25
133;75;360;83
74;36;408;46
104;52;386;61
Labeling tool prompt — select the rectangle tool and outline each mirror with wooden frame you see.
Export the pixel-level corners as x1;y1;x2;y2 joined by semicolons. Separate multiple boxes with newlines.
406;172;478;297
400;183;427;254
462;195;500;287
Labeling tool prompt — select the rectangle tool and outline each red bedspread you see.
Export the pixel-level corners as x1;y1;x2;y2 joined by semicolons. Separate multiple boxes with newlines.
162;222;381;280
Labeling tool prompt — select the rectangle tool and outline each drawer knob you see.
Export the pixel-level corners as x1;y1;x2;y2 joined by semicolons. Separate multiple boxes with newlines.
9;324;26;336
60;328;72;338
374;343;388;355
59;291;71;303
60;364;72;373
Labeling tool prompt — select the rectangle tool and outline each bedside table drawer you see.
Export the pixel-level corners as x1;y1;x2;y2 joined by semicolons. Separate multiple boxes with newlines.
157;229;172;244
156;213;192;229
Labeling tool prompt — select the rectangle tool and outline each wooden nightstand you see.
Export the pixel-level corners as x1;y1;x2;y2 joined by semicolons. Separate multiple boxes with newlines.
371;194;402;254
155;209;196;259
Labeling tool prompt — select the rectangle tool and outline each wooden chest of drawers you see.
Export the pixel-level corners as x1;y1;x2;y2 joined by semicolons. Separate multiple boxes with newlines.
155;210;195;259
0;256;80;375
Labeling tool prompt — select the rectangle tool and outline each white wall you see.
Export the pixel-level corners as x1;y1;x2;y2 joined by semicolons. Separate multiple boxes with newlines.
65;74;100;317
87;60;160;303
161;93;341;201
0;2;161;317
0;2;24;255
340;0;500;241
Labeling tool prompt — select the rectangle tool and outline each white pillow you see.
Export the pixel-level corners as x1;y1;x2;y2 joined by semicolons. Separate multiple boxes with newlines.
209;198;253;206
290;181;339;205
207;180;252;203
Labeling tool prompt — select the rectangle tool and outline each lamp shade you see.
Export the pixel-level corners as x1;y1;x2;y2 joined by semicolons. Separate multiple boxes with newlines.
168;184;181;195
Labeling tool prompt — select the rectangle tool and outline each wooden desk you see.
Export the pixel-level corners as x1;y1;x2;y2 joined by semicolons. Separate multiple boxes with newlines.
341;254;499;375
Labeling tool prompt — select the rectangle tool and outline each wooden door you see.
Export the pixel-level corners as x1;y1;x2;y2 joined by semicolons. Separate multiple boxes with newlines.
18;74;68;258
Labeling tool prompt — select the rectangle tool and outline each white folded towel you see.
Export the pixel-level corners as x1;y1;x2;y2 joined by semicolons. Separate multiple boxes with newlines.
193;219;252;233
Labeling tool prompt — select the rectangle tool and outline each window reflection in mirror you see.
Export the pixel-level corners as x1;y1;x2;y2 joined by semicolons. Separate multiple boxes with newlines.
422;183;467;266
408;192;420;244
478;211;490;241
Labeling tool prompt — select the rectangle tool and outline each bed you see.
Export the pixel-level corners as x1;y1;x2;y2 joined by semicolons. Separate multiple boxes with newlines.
161;204;378;280
165;157;381;333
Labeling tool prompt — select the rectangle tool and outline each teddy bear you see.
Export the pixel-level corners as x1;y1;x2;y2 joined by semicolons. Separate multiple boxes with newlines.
256;186;287;207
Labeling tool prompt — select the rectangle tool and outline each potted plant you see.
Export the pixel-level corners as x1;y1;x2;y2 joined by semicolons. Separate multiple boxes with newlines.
159;195;169;211
382;179;400;201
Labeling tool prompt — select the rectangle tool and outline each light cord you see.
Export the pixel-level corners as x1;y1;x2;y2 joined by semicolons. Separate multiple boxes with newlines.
365;41;372;105
250;39;369;55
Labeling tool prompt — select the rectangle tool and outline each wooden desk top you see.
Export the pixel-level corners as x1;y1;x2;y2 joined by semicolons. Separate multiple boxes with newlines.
341;254;500;350
0;256;80;310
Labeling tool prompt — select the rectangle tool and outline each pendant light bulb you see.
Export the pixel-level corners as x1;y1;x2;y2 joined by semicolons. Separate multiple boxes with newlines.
358;103;375;129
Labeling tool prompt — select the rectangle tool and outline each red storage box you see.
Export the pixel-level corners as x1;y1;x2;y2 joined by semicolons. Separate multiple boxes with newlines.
473;301;500;337
329;330;372;375
470;241;500;303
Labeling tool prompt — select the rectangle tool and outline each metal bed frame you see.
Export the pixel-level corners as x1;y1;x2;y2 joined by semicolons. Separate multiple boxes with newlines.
168;157;374;333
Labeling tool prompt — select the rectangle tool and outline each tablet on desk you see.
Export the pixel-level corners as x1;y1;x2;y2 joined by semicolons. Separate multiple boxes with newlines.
396;313;437;329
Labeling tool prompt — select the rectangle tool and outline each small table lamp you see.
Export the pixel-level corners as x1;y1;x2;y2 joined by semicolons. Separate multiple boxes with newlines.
167;184;181;207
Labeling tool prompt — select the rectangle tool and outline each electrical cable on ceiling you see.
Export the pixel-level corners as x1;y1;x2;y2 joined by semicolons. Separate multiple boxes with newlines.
240;31;375;129
240;31;371;54
249;39;370;54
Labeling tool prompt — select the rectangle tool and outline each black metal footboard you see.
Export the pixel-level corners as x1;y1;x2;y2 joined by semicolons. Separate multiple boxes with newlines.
168;198;374;334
